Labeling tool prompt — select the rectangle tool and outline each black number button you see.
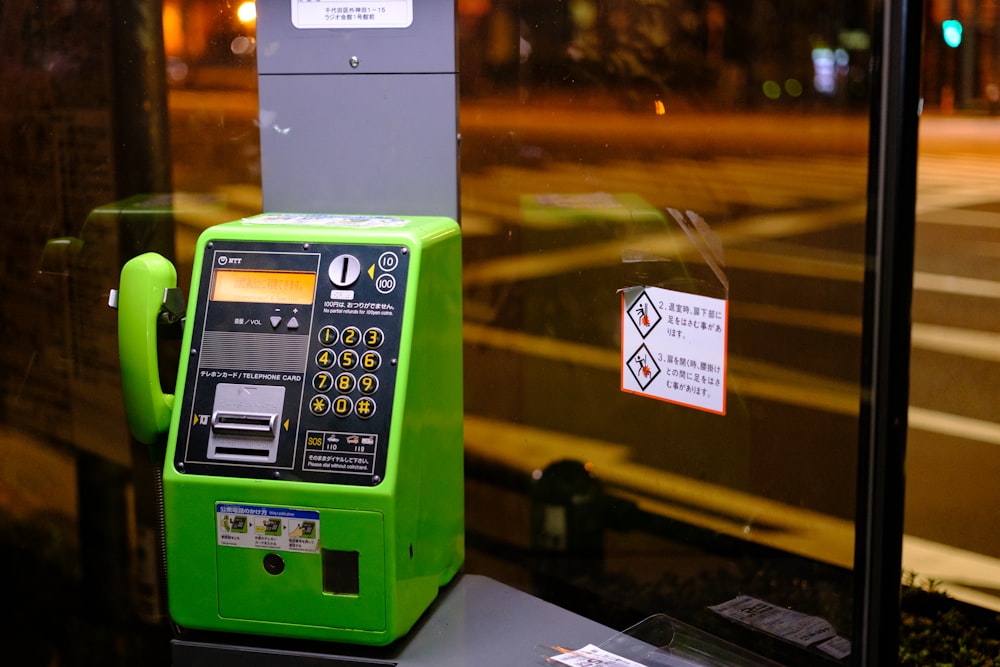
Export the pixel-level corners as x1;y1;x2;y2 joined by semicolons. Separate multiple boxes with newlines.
364;327;384;348
359;374;379;395
341;326;361;347
360;351;381;371
339;349;358;370
336;372;355;393
313;372;333;393
315;349;336;369
332;396;353;418
318;325;339;346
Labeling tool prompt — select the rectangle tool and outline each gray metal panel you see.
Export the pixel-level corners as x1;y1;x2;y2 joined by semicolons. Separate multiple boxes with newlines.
172;575;619;666
398;575;618;666
258;73;458;219
257;0;457;75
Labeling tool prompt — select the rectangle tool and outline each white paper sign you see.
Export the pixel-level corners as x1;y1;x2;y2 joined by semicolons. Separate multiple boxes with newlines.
621;286;728;414
291;0;413;29
549;644;647;667
709;595;842;649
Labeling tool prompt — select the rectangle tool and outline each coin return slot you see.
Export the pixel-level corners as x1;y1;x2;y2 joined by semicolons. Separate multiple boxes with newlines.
211;446;274;458
322;549;360;596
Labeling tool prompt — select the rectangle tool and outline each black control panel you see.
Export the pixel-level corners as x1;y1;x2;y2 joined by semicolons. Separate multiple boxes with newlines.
174;240;409;486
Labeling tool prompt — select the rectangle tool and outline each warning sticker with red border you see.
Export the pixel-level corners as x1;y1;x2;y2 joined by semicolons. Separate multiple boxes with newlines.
621;286;728;415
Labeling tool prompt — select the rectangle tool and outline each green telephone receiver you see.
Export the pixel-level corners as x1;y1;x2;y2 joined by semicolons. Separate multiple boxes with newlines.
116;251;178;446
115;213;464;646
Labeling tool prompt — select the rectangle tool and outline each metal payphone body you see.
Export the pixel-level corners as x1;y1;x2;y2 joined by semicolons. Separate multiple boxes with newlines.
116;213;463;645
256;0;459;220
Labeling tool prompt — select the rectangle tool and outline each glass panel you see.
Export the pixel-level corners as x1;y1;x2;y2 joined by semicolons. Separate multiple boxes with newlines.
0;2;262;663
902;1;1000;621
459;1;869;662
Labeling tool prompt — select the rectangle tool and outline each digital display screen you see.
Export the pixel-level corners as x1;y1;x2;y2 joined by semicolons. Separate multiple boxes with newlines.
212;269;317;304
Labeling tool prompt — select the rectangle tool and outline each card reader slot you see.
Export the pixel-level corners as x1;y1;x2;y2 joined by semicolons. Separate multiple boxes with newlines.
211;412;278;437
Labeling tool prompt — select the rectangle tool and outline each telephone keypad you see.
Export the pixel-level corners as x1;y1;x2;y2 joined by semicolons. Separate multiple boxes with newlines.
311;319;391;420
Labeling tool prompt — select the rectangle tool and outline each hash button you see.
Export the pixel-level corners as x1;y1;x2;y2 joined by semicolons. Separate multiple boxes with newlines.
355;397;376;419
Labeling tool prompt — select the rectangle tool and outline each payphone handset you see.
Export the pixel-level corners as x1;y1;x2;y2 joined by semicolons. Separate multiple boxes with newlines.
116;213;464;646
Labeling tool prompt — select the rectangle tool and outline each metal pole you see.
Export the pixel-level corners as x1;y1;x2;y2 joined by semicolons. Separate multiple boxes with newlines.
108;0;173;198
853;0;923;665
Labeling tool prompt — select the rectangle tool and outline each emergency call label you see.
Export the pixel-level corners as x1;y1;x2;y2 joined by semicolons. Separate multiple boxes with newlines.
291;0;413;29
216;503;320;553
621;286;728;414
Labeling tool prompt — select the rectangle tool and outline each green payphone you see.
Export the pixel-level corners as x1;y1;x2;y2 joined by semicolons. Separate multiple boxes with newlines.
115;212;463;646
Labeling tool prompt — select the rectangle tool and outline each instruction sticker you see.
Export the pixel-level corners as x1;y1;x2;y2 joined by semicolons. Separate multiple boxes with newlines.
291;0;413;29
621;286;728;414
216;503;320;553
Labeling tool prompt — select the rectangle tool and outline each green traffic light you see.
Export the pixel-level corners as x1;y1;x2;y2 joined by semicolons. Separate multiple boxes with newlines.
942;19;963;48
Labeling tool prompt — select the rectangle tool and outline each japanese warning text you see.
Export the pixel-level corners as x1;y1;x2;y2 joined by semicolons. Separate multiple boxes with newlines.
621;286;728;414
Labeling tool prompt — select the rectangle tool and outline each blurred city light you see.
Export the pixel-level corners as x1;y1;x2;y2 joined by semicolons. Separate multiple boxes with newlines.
812;47;836;94
942;19;963;48
238;1;257;25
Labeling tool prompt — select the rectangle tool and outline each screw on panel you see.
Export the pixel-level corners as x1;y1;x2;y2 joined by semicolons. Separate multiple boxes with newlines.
349;56;360;68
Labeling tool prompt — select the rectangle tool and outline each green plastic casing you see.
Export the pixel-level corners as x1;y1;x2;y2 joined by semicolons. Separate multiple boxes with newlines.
127;214;463;646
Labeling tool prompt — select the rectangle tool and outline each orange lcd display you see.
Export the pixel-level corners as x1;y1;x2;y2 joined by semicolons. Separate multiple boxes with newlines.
211;269;317;304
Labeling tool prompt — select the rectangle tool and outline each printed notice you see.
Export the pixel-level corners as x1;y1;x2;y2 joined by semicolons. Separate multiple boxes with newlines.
549;644;648;667
291;0;413;29
621;286;728;414
709;595;844;651
216;503;320;553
